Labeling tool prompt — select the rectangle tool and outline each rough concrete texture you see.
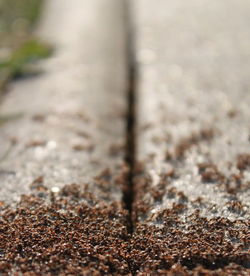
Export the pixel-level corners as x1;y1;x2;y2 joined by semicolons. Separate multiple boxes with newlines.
0;0;128;204
1;0;250;274
133;0;250;221
130;0;250;273
0;1;132;274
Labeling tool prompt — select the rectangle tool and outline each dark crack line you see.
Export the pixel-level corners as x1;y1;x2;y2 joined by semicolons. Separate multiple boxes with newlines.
123;0;136;235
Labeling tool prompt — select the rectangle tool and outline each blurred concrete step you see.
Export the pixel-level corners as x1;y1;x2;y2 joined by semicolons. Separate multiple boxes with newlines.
130;0;250;274
0;1;130;274
0;0;127;204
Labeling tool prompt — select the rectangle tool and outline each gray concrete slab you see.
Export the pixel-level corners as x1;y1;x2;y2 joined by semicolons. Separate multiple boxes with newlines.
130;1;250;272
0;0;128;205
130;0;250;275
133;0;250;222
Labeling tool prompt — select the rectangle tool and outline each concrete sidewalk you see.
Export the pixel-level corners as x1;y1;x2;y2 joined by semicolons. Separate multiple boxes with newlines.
131;0;250;274
0;0;127;204
0;1;130;275
0;0;249;275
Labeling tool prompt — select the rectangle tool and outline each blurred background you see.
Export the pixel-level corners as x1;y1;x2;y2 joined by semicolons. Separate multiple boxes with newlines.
0;0;50;92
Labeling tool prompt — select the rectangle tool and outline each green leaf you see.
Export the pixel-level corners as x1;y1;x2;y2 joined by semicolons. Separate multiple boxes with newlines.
0;39;52;77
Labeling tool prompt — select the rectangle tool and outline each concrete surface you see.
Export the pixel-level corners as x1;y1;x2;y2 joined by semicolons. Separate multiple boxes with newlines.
0;0;127;204
133;0;250;222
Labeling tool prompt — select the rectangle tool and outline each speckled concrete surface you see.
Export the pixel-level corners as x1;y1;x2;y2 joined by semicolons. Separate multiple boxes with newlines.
0;0;250;274
133;0;250;222
127;1;250;273
0;0;127;204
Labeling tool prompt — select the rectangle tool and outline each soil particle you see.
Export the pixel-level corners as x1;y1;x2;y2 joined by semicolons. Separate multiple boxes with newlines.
32;114;46;122
72;143;94;152
197;163;225;184
197;161;250;194
167;128;215;161
227;200;247;215
237;154;250;171
26;139;47;148
109;143;125;157
76;130;91;139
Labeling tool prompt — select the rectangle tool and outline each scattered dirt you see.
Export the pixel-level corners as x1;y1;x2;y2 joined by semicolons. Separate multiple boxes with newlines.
197;158;250;194
0;184;130;275
237;154;250;171
72;143;94;152
0;163;249;275
175;128;215;159
227;200;248;216
198;163;225;184
130;157;250;275
26;139;47;148
130;204;250;275
109;143;125;157
32;114;46;122
166;128;215;161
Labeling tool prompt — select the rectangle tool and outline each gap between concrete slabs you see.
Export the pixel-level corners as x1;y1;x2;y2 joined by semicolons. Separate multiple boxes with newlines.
0;0;250;275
